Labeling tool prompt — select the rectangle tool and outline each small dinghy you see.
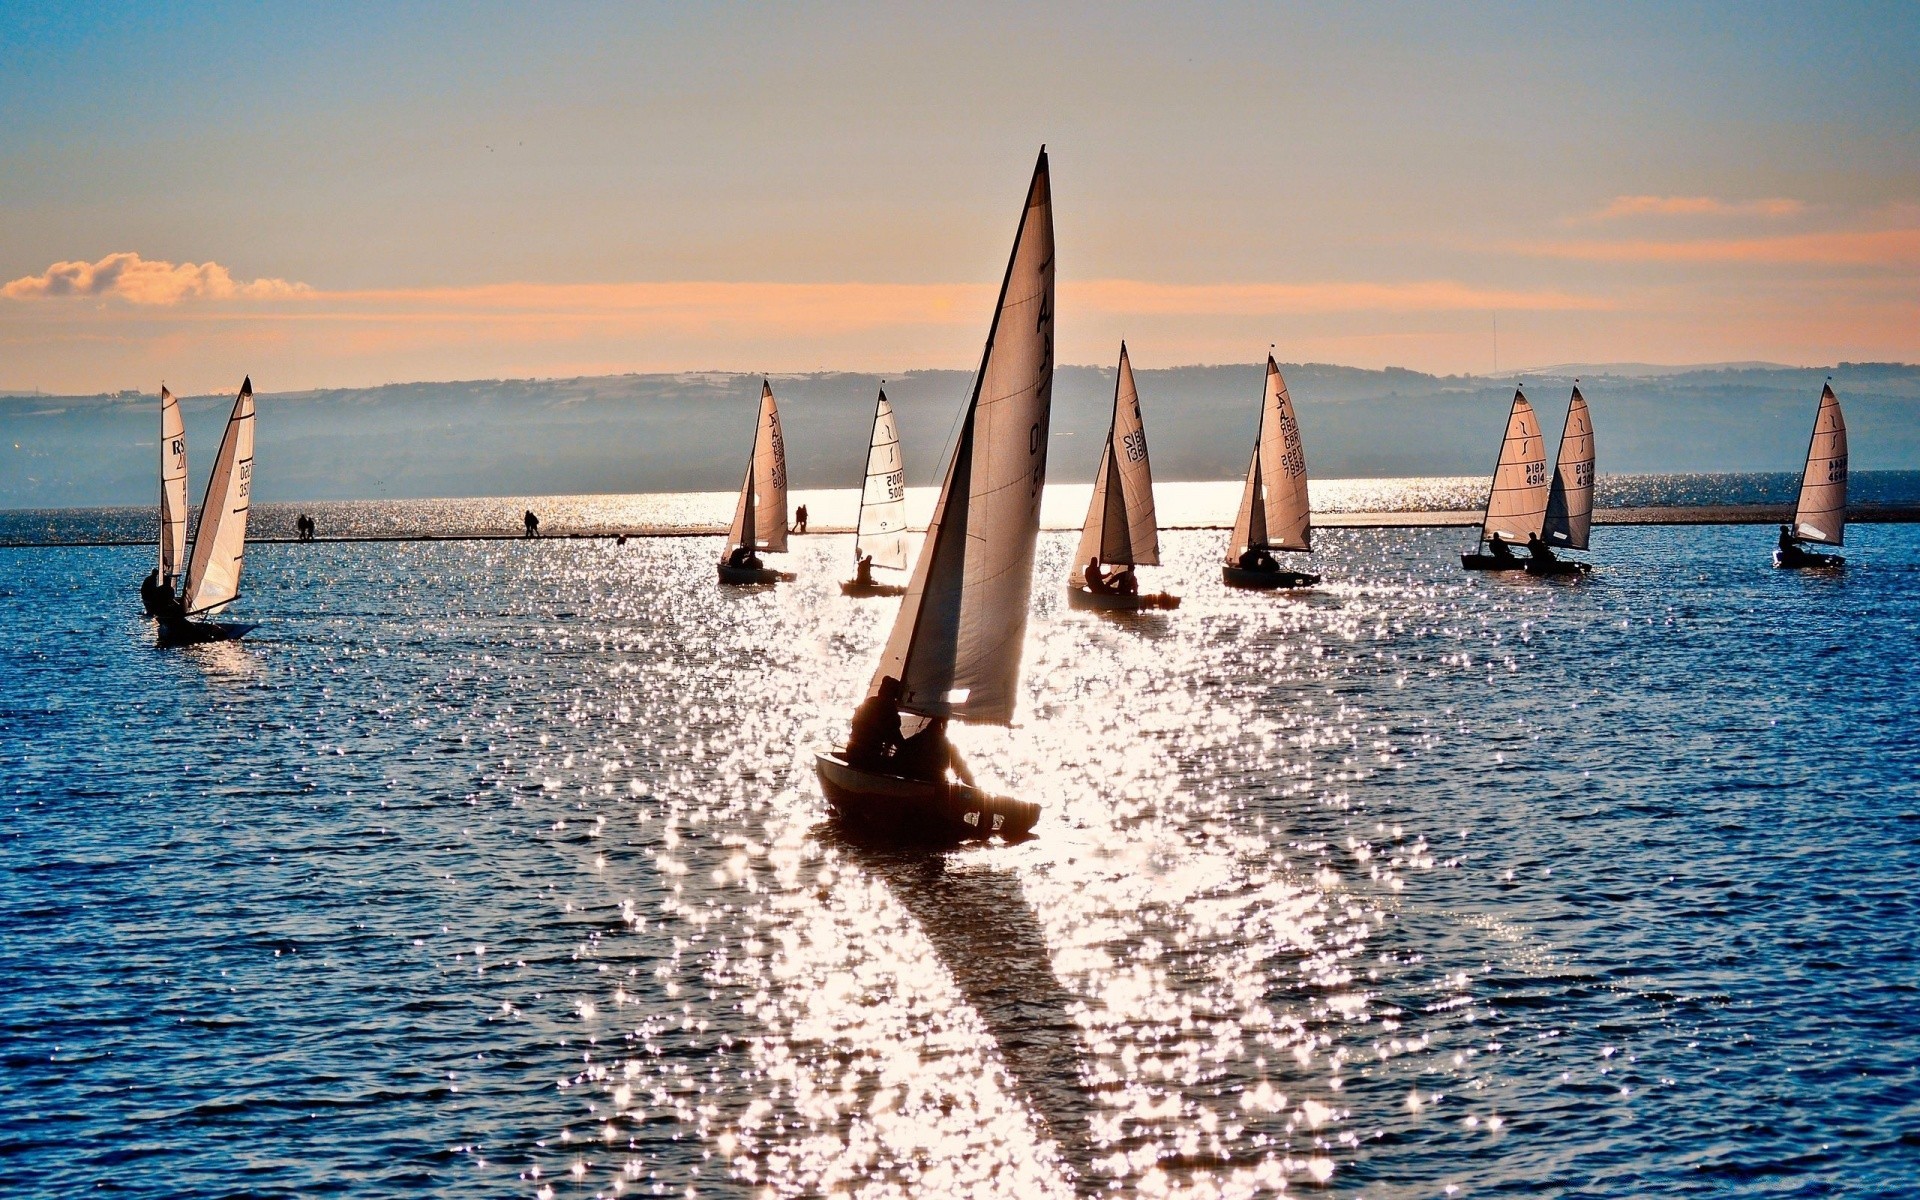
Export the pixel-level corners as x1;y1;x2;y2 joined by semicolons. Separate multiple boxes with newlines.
141;384;192;617
159;378;258;646
841;387;911;597
816;147;1055;845
1774;383;1847;570
1462;389;1548;570
1527;386;1596;577
717;380;794;584
1222;356;1319;589
1067;342;1179;610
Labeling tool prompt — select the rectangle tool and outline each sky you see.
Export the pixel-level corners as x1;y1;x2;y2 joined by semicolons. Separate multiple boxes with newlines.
2;0;1917;394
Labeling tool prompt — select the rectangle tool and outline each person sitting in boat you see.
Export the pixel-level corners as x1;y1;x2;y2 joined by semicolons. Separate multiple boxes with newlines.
1238;546;1279;573
1775;523;1811;565
1487;533;1515;561
1106;564;1139;595
727;544;763;571
898;715;977;788
854;553;875;587
1526;532;1557;566
140;568;170;618
845;675;906;768
1083;556;1112;594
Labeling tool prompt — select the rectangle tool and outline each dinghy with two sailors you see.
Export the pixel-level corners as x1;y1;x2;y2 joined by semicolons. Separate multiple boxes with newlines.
1462;389;1549;571
1222;356;1319;589
1526;386;1596;577
157;377;259;646
840;387;911;597
816;147;1055;844
1773;382;1847;570
717;380;796;585
1067;342;1178;610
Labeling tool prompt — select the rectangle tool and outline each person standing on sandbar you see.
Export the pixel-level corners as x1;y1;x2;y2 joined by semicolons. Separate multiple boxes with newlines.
524;510;540;538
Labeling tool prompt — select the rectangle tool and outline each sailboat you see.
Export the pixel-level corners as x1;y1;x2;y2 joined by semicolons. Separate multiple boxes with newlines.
840;387;910;597
161;377;258;645
1068;342;1179;610
1222;356;1319;589
140;385;191;617
717;380;794;585
1461;389;1548;570
815;146;1054;844
1774;382;1847;570
1528;385;1596;577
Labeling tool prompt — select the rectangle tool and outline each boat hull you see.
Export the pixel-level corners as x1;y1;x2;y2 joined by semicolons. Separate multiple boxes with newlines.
815;751;1039;844
717;563;793;585
1066;586;1180;611
1524;557;1591;577
840;578;908;597
157;620;255;647
1461;553;1528;571
1222;565;1319;590
1773;549;1845;570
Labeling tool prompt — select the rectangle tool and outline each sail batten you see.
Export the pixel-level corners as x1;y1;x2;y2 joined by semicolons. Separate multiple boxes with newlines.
855;389;909;569
1792;383;1847;545
870;148;1055;726
723;381;789;559
1073;343;1160;571
1479;390;1549;544
159;385;189;580
1541;387;1595;550
1226;357;1311;561
181;378;255;615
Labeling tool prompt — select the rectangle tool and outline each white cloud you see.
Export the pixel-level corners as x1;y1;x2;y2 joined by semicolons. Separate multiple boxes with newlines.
2;252;310;304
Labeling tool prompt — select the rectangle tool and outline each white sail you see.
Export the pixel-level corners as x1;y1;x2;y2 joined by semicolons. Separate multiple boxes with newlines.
722;380;789;560
159;385;189;580
869;147;1055;726
1072;342;1160;572
1792;383;1847;546
1226;357;1311;561
1479;390;1548;545
1541;386;1595;550
182;377;255;615
855;389;909;570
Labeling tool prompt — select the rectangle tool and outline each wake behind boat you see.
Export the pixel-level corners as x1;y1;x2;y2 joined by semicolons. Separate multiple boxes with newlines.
157;377;258;646
1068;342;1179;611
1774;382;1847;570
815;146;1055;845
841;387;911;597
1222;356;1319;589
718;380;795;585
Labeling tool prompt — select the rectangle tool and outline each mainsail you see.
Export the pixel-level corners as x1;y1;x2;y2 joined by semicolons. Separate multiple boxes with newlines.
855;388;909;570
1541;386;1595;550
159;385;189;580
869;147;1055;726
723;380;789;559
1792;383;1847;546
1226;356;1311;562
1072;342;1160;572
181;377;255;615
1479;390;1548;545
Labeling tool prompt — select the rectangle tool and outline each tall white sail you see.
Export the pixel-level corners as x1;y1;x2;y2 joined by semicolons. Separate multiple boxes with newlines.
869;147;1055;726
1226;357;1311;561
182;378;255;615
158;385;189;580
1072;342;1160;571
1479;390;1548;545
723;380;789;559
855;389;909;570
1541;386;1595;550
1792;383;1847;546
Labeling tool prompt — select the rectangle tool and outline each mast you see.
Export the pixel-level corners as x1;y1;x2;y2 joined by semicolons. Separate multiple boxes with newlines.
867;147;1055;726
1791;382;1847;546
854;388;909;570
1478;390;1548;546
181;377;255;615
1541;386;1595;550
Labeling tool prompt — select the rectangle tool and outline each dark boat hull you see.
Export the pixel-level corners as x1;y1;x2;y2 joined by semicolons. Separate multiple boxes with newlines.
1066;586;1180;610
1461;553;1528;571
815;751;1039;844
1222;566;1318;590
717;563;793;585
840;578;908;597
157;620;256;647
1524;557;1591;577
1773;549;1845;570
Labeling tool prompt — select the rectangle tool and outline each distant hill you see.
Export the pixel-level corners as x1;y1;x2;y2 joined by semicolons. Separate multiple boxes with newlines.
3;362;1916;507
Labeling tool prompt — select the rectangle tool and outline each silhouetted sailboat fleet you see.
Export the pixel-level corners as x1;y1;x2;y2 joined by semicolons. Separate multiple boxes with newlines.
127;148;1868;845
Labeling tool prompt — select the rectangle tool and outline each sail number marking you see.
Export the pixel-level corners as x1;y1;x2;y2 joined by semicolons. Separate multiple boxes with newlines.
1121;430;1147;464
1827;454;1847;483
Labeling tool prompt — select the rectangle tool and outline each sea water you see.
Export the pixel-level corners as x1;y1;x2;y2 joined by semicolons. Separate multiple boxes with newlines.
2;514;1918;1196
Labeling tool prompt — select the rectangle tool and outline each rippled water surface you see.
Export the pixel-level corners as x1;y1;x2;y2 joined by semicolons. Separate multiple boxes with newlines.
4;524;1919;1197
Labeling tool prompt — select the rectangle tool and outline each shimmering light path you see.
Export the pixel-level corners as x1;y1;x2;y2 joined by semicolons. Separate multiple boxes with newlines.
3;524;1917;1197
